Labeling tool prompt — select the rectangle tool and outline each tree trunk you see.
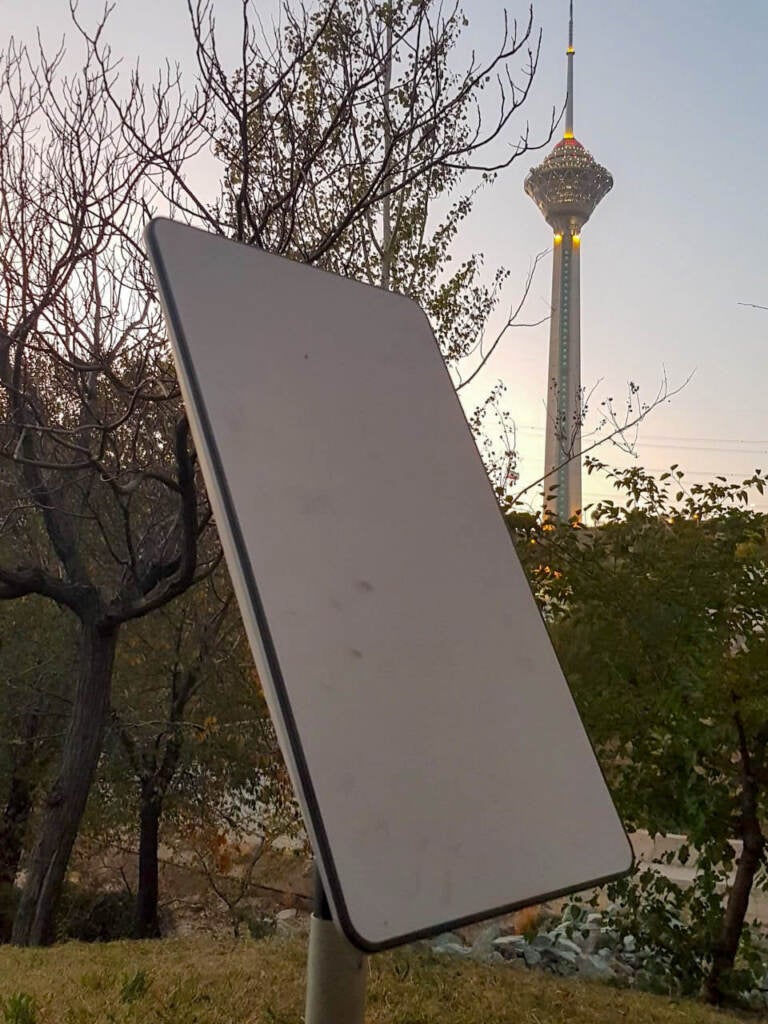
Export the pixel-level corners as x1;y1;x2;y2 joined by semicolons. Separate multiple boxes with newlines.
135;788;162;939
705;798;765;1002
11;618;118;946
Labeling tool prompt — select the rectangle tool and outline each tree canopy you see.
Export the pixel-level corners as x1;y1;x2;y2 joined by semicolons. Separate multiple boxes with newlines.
510;460;768;1002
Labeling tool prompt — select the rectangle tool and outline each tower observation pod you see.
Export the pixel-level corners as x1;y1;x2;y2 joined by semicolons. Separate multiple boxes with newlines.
524;0;612;522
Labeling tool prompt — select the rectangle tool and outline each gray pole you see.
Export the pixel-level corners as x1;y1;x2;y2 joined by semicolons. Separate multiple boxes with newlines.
304;871;368;1024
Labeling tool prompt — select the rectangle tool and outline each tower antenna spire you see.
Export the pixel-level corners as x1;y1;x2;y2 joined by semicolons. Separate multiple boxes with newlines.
565;0;575;138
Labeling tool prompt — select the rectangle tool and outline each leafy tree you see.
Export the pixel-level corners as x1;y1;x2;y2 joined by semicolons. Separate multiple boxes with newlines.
166;0;551;262
511;461;768;1003
103;0;554;497
214;0;552;497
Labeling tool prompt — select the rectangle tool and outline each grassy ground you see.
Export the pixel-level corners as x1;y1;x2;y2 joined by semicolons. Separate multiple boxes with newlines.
0;935;756;1024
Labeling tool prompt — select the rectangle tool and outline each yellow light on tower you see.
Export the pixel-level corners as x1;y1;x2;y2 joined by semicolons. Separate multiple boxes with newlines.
554;233;563;245
572;234;581;246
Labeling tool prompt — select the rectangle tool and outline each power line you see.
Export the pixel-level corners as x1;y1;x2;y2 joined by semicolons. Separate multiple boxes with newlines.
621;468;762;478
628;443;768;455
515;425;768;447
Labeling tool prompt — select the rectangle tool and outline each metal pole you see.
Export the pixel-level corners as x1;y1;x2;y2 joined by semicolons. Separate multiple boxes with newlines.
304;868;368;1024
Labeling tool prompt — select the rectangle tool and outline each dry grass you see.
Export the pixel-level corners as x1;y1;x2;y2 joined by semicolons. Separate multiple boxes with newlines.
0;935;756;1023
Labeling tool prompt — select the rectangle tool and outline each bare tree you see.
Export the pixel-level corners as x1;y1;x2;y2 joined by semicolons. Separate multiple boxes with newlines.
0;29;217;944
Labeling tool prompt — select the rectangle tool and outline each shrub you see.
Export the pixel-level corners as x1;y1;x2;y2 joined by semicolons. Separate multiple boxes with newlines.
57;885;134;943
567;858;766;1004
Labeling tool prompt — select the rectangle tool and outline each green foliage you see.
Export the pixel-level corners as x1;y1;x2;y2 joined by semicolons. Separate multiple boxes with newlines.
1;993;36;1024
522;460;768;835
567;864;766;1003
608;867;732;997
510;461;768;1001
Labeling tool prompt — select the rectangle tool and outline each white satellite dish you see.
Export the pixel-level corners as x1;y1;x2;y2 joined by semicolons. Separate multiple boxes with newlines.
146;218;631;952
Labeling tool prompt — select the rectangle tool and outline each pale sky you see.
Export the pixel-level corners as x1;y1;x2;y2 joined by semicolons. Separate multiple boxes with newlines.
3;0;767;512
467;0;768;513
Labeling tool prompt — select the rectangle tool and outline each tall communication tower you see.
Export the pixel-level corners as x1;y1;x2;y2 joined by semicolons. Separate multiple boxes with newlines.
524;1;612;521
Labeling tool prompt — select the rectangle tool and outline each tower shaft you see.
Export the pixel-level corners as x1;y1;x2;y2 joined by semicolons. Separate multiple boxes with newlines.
544;226;582;521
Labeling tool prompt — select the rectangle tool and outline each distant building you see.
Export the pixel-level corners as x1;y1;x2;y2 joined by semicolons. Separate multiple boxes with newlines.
524;1;612;521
